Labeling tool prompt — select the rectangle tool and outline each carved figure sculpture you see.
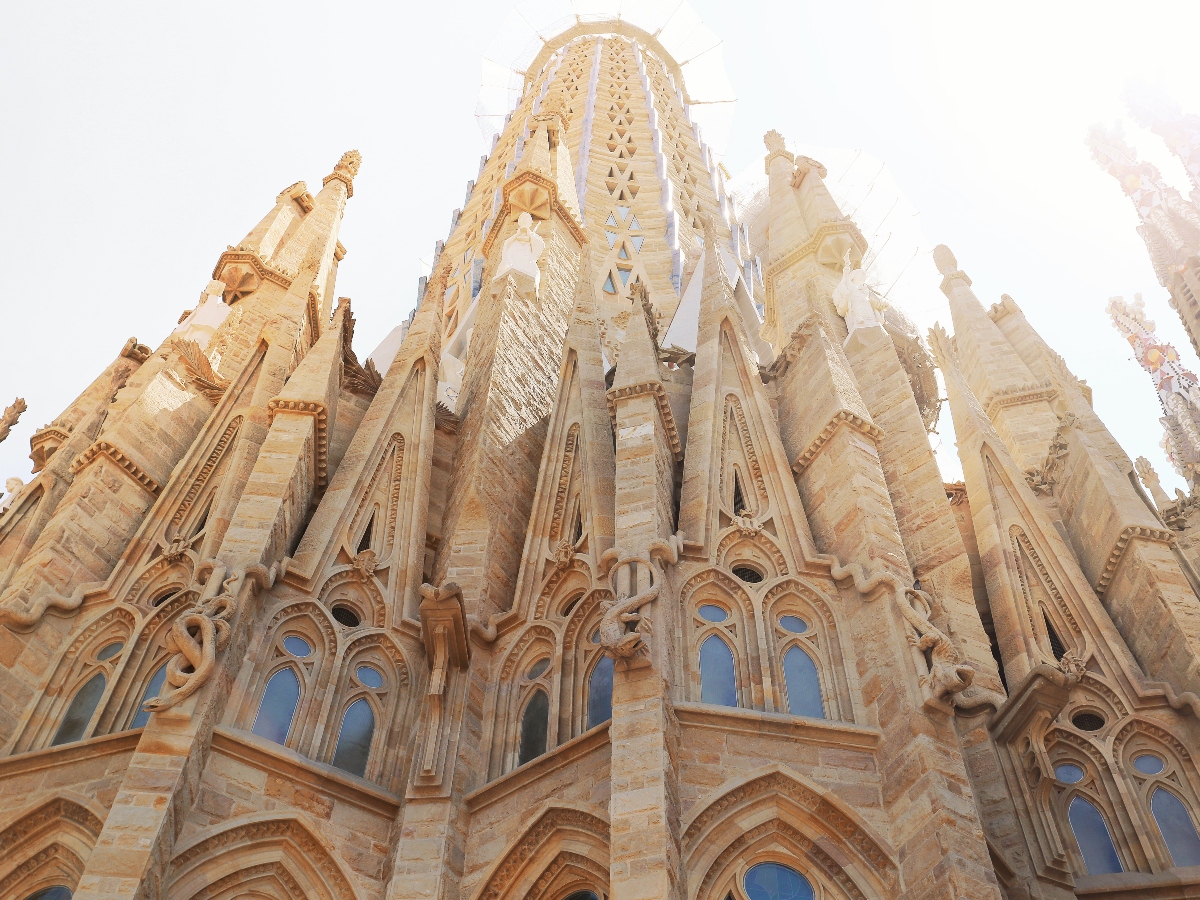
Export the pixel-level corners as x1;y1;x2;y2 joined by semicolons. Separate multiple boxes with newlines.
901;588;976;702
833;250;886;338
173;281;230;351
598;581;659;659
493;212;545;297
0;477;23;514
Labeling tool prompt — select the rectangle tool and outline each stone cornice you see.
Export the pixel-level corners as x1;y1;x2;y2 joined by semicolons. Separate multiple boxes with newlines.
69;440;161;495
464;721;611;813
792;410;883;475
939;271;973;292
322;170;354;197
673;702;882;750
211;726;401;817
266;398;330;486
211;247;295;289
982;380;1056;419
604;380;684;461
480;170;588;261
763;220;867;310
0;730;140;780
1094;524;1175;596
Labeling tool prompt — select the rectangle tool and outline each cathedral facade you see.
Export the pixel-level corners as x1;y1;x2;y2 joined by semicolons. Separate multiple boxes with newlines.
2;13;1200;900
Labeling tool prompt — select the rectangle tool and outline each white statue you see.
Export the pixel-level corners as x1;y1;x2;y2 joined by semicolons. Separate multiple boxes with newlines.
173;280;231;351
0;477;24;515
492;212;545;297
833;250;886;339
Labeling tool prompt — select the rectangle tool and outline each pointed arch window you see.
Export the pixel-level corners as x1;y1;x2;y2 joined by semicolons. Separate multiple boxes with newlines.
699;635;737;707
331;698;375;778
1043;611;1067;661
23;889;73;900
518;689;550;766
732;470;748;516
251;668;301;745
743;862;814;900
1151;787;1200;867
782;646;825;719
51;672;107;746
130;662;169;729
357;511;375;555
1068;796;1123;875
587;655;614;728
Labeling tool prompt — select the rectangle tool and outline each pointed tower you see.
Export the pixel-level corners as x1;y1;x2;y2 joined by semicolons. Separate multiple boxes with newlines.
1090;124;1200;354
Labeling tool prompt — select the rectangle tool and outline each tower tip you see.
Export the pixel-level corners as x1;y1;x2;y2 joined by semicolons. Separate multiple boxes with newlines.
932;244;959;277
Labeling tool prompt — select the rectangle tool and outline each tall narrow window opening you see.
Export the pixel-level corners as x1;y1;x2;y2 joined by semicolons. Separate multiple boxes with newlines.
51;672;107;746
1068;796;1123;875
251;668;301;745
518;689;550;766
587;655;614;728
1044;611;1066;661
732;471;747;516
782;646;825;718
358;512;375;554
331;698;376;778
1151;787;1200;867
130;662;168;729
699;635;737;707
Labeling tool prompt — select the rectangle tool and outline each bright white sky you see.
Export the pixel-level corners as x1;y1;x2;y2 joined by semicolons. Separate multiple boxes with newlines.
2;1;1199;496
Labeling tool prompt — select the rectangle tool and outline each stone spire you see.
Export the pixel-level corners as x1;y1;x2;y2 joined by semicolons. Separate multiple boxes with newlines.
934;244;1060;474
1125;84;1200;197
1108;293;1200;484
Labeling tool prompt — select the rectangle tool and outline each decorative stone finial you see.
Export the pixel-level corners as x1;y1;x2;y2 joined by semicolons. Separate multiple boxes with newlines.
764;130;787;153
536;91;571;132
323;150;363;197
932;245;959;277
0;398;27;445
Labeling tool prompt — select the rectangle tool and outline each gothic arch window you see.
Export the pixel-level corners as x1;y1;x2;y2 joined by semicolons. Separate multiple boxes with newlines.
251;666;301;745
1151;787;1200;867
780;644;824;719
519;688;550;766
331;697;375;778
234;604;333;752
742;862;814;900
129;661;168;729
1119;737;1200;869
31;622;131;751
23;889;73;900
699;634;738;708
1067;796;1123;875
52;668;110;746
586;654;614;729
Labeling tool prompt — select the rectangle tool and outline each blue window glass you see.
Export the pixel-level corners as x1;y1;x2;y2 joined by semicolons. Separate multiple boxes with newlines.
331;698;375;778
518;689;549;766
130;663;168;729
563;892;599;900
1151;787;1200;867
51;672;107;746
779;615;808;634
699;635;737;707
1134;754;1165;775
251;668;301;745
356;665;384;689
96;642;124;660
743;862;815;900
783;646;825;719
1055;764;1084;784
698;604;728;622
587;655;614;728
282;635;311;657
1068;796;1123;875
24;888;73;900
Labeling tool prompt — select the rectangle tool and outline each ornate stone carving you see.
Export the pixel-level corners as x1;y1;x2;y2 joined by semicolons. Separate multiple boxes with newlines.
0;397;26;445
493;211;546;298
1094;523;1175;596
68;440;161;495
143;563;277;713
833;249;887;340
791;409;883;475
1025;414;1072;495
1135;455;1173;509
476;807;610;900
322;149;362;197
266;398;329;486
171;337;231;403
597;533;683;662
418;581;470;775
604;379;684;461
0;477;24;515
